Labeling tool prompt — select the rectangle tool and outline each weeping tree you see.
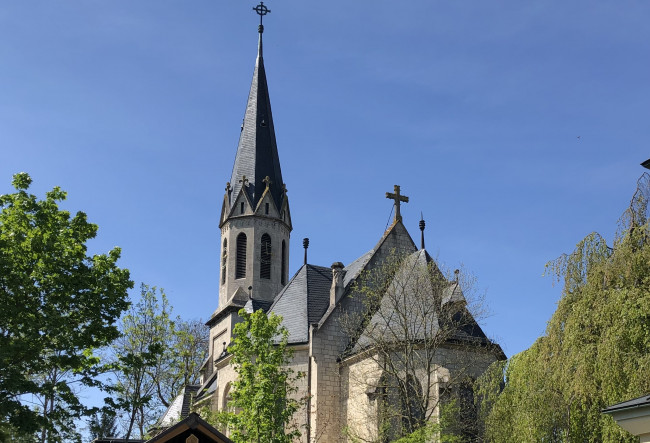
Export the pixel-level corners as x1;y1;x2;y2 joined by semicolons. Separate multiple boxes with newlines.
476;173;650;442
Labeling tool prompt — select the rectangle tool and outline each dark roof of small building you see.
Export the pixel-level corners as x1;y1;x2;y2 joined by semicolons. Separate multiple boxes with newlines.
269;264;332;343
147;412;232;443
228;31;284;211
602;394;650;413
91;439;144;443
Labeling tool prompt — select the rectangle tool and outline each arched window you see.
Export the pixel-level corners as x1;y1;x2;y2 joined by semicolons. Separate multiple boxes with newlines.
281;240;286;285
236;233;247;279
222;382;232;412
221;239;228;284
377;373;425;442
260;234;271;279
401;375;425;435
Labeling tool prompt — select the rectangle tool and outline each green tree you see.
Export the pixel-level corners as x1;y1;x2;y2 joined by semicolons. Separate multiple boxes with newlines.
110;284;208;439
155;318;208;408
0;173;132;442
110;284;170;439
87;409;117;440
476;173;650;442
206;308;304;443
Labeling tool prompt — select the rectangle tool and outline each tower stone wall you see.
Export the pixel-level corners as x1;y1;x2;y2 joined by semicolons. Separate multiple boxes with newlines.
218;205;290;306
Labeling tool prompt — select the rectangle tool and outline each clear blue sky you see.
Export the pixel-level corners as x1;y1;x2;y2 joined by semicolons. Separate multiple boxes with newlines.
1;1;649;358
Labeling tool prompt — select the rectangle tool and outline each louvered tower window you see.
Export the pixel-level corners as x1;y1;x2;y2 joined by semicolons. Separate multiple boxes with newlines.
236;233;247;279
260;234;271;279
281;240;286;285
221;239;228;284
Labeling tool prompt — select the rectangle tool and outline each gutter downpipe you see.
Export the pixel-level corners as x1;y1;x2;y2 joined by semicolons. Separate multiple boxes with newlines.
308;322;318;443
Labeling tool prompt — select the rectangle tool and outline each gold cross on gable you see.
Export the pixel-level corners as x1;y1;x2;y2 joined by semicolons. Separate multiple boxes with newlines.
386;185;409;223
239;175;249;187
263;176;272;190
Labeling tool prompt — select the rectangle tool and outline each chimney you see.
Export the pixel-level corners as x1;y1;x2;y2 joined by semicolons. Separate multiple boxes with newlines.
330;262;345;308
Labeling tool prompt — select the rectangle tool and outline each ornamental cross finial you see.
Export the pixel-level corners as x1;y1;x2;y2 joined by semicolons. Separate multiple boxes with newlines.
263;176;272;190
225;182;232;193
239;175;249;187
253;2;270;30
385;185;409;223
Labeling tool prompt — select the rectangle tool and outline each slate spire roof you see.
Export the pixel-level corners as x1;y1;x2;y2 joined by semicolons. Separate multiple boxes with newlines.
229;25;284;211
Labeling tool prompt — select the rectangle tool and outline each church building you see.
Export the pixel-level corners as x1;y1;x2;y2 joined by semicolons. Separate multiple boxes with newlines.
192;5;505;442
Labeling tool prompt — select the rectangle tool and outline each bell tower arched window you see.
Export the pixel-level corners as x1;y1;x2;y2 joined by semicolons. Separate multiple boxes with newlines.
281;240;287;285
236;233;247;279
260;234;271;279
221;239;228;284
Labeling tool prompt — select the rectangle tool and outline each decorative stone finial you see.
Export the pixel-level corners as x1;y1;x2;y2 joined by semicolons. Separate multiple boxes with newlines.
419;213;425;250
239;175;249;187
263;176;272;190
225;182;232;193
303;238;309;265
385;185;409;223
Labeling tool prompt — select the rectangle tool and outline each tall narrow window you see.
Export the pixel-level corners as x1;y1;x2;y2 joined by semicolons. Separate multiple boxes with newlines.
221;239;228;284
260;234;271;279
240;202;245;214
281;240;286;285
236;233;247;279
265;202;269;215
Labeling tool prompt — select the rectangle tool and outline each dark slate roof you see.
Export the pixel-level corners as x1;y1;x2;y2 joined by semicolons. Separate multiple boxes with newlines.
207;287;249;327
602;394;650;413
269;264;332;343
194;370;218;403
349;249;493;355
157;385;200;428
244;298;274;313
228;31;284;211
343;250;373;288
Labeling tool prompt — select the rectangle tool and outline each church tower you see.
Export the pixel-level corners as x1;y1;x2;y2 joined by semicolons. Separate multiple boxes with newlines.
218;11;291;308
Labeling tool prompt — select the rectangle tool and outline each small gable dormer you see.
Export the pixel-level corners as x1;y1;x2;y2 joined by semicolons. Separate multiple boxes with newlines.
255;179;281;218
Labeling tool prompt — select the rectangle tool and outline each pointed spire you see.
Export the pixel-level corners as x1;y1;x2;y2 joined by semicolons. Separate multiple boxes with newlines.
229;2;284;211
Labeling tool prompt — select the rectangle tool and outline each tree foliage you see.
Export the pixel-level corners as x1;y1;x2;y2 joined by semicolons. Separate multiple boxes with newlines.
110;284;207;439
339;251;498;442
476;173;650;442
205;308;304;443
0;173;132;442
87;409;117;440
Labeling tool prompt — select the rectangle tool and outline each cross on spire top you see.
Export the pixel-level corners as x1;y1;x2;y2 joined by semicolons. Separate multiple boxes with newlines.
253;2;271;32
386;185;409;223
